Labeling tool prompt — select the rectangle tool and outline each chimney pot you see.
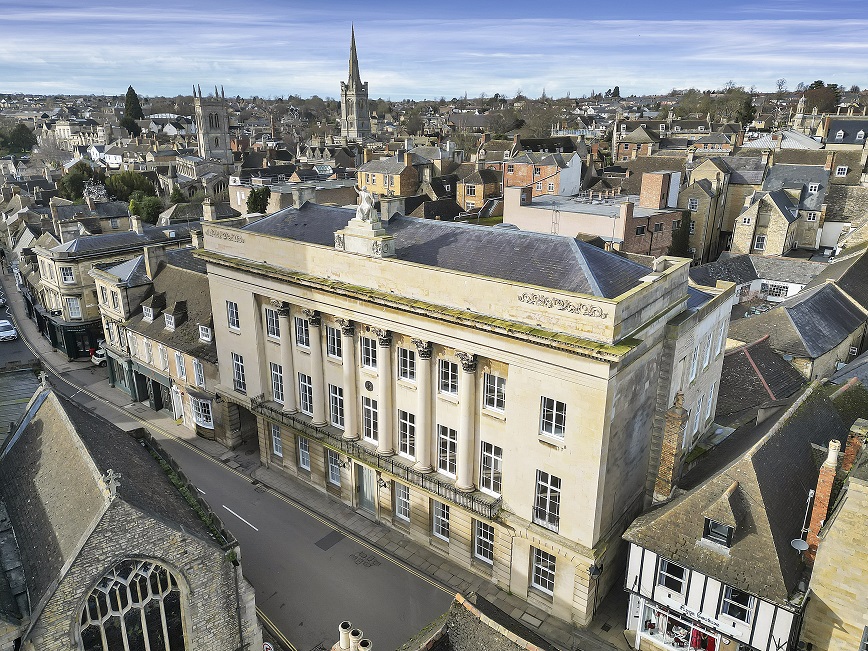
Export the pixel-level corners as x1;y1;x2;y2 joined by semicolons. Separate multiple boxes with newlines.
349;629;363;651
359;640;372;651
824;439;841;467
338;621;352;650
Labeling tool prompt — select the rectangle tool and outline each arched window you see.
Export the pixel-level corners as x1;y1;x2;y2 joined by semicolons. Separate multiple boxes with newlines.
214;137;219;148
214;114;219;129
79;559;187;651
208;114;213;130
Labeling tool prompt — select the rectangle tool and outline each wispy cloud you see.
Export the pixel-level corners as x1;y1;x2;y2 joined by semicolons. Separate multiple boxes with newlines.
2;1;866;98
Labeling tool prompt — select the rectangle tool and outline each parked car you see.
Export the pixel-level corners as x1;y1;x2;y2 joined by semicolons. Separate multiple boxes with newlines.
91;347;107;367
0;320;18;341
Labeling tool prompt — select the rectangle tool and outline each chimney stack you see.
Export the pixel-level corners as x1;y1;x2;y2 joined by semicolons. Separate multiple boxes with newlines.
842;419;868;473
143;245;166;280
805;439;840;564
294;185;316;209
190;229;203;249
202;197;217;222
85;194;96;210
130;215;144;234
824;152;835;171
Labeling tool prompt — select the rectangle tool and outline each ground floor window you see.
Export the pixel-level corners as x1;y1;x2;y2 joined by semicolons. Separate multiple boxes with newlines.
432;500;450;541
298;436;310;471
271;424;283;457
394;482;410;521
531;547;556;594
638;599;720;651
327;449;341;486
474;520;494;563
191;398;213;429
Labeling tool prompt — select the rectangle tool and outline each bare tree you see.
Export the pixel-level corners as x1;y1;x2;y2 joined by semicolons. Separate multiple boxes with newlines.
776;78;787;95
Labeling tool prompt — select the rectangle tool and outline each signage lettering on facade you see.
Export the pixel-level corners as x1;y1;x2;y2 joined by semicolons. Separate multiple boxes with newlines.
677;602;720;629
205;228;245;243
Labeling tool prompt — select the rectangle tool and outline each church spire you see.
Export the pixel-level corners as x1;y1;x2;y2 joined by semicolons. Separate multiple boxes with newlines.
348;25;362;88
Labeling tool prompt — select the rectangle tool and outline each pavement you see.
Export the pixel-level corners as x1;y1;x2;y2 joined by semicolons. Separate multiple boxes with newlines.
0;269;631;651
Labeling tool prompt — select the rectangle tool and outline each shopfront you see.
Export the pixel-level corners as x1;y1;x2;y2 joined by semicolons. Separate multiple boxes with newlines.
631;595;725;651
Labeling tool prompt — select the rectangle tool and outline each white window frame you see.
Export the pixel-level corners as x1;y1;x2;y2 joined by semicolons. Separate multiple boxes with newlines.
60;265;75;284
808;183;819;193
294;316;310;348
297;436;310;471
479;441;503;496
111;291;119;310
437;425;457;476
754;234;766;251
327;449;342;486
702;334;712;368
689;347;699;382
705;383;715;422
164;313;175;330
231;352;246;392
688;197;699;212
329;384;345;429
326;325;342;359
142;306;153;322
192;398;213;428
199;325;212;342
144;340;153;364
174;352;186;381
721;586;754;624
397;347;416;381
270;362;284;403
128;335;138;358
539;397;566;438
66;296;82;319
227;300;240;330
835;165;848;177
474;520;495;563
693;395;704;436
531;547;556;595
398;410;416;459
658;559;687;594
271;424;283;457
193;359;205;388
716;322;726;355
432;500;450;541
159;345;169;371
806;212;817;222
360;336;377;369
100;286;108;305
298;372;313;415
547;182;555;193
362;396;378;442
438;359;459;395
482;373;506;412
533;470;561;532
394;483;410;521
265;307;280;339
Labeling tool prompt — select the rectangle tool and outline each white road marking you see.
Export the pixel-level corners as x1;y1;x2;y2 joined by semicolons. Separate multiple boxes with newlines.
197;487;206;494
222;505;259;531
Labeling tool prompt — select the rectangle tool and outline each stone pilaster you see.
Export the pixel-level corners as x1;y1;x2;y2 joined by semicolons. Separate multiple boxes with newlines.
337;319;358;440
456;351;477;492
274;302;297;413
373;328;393;455
412;339;433;472
304;309;327;426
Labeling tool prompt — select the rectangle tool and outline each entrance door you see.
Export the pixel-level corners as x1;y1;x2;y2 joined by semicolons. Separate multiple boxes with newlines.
171;386;185;423
356;464;376;514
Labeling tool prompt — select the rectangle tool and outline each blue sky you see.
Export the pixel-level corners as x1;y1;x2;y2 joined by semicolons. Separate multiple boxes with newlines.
2;0;867;100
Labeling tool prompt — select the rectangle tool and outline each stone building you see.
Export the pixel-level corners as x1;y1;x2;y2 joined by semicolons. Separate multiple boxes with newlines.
0;384;261;650
193;84;233;167
339;28;371;142
197;198;728;627
91;244;229;446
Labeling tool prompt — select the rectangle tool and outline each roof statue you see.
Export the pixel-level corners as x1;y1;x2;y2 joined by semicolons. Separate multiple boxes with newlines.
355;186;376;223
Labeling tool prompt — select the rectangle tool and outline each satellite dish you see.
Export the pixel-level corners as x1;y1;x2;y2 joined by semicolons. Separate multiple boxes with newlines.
791;539;809;552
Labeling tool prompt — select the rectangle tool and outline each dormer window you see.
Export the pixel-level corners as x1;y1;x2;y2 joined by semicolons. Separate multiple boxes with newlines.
142;306;153;322
808;183;820;193
857;130;865;141
164;313;175;331
703;518;733;546
199;325;212;342
836;165;849;177
835;129;844;140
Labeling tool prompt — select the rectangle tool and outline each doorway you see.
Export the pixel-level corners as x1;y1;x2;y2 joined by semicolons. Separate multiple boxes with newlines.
356;464;376;515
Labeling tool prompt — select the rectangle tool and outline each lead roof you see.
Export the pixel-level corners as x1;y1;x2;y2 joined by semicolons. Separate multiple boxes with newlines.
242;204;653;299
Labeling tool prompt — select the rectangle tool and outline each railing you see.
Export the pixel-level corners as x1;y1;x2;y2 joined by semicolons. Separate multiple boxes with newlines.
250;394;502;520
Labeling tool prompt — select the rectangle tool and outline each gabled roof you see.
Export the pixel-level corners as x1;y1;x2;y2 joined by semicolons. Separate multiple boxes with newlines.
52;200;129;222
762;164;829;211
243;204;652;299
727;283;866;358
462;169;501;185
825;118;868;145
48;225;191;255
716;336;805;417
803;245;868;311
625;385;855;606
621;126;660;144
688;254;825;288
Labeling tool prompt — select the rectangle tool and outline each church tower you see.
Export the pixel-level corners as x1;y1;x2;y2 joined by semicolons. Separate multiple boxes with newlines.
193;84;233;166
340;27;371;142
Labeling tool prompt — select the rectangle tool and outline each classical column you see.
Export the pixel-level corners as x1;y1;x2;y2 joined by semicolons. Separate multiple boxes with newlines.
304;309;327;426
274;301;297;413
412;339;433;472
373;328;394;455
337;318;358;440
455;352;477;492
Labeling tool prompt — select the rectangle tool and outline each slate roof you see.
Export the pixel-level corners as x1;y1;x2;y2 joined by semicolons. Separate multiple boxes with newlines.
727;283;866;358
716;337;805;417
52;200;129;222
830;349;868;386
621;126;660;144
157;202;240;225
624;386;852;607
803;245;868;310
689;254;825;287
826;118;868;145
243;204;652;299
462;169;501;185
115;249;214;361
49;225;192;256
762;164;829;211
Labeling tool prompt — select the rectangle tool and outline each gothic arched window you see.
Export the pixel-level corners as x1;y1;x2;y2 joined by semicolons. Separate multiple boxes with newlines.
208;114;214;130
214;114;219;129
78;559;188;651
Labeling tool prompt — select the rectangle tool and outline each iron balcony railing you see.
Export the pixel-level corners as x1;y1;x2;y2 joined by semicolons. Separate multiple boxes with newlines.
250;394;502;520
